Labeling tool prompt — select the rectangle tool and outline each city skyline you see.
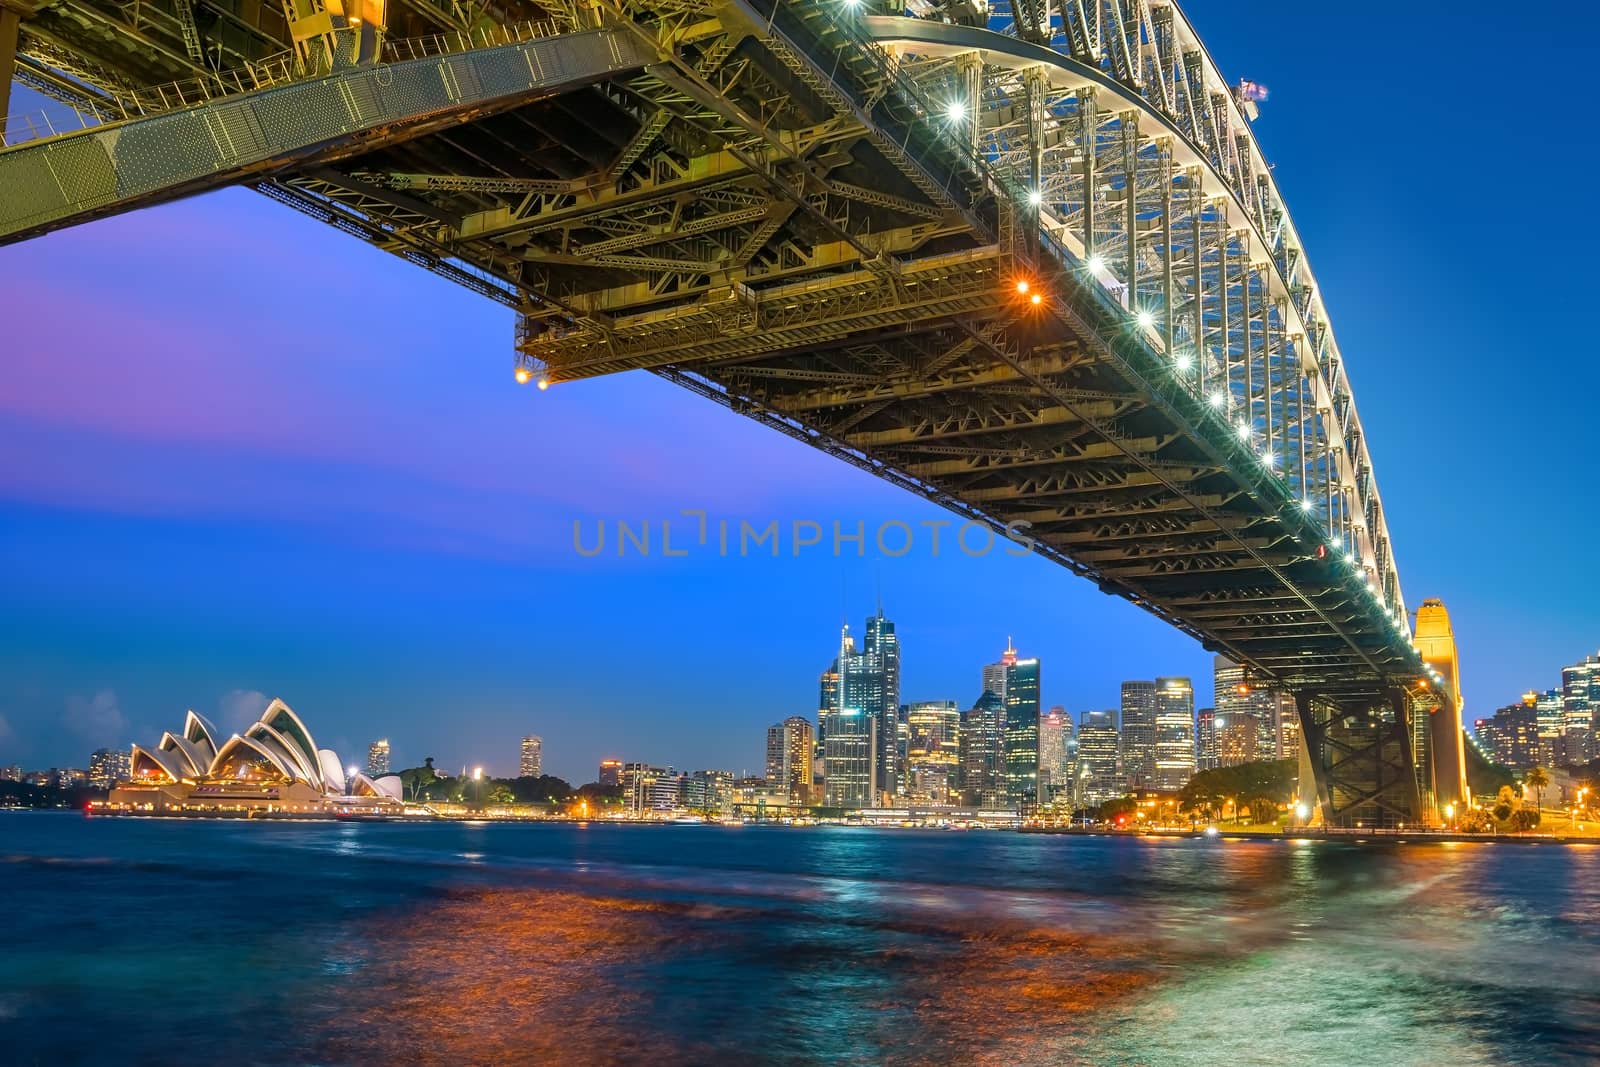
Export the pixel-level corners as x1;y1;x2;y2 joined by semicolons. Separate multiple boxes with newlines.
0;4;1595;785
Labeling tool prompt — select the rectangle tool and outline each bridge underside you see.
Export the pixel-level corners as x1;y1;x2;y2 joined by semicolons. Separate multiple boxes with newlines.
0;0;1457;823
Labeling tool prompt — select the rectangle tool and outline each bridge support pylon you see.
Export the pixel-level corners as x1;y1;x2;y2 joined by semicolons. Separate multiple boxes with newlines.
1295;687;1431;829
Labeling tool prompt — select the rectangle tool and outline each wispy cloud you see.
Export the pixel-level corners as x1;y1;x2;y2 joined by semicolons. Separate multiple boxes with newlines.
217;689;269;733
63;689;127;747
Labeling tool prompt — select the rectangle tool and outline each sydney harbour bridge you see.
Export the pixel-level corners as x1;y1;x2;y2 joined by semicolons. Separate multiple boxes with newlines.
0;0;1466;826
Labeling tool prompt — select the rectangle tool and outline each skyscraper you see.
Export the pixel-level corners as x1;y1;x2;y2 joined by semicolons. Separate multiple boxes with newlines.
1214;656;1283;758
1039;706;1075;806
1120;681;1157;787
520;736;543;778
982;639;1016;705
1534;689;1562;766
366;739;390;778
88;747;130;788
1274;694;1300;760
1562;652;1600;762
904;701;961;804
862;610;902;797
960;691;1006;808
1152;676;1195;791
1485;697;1540;769
1004;649;1041;808
1218;713;1259;766
822;624;876;807
765;716;815;804
1077;710;1122;804
598;759;623;788
1195;708;1218;771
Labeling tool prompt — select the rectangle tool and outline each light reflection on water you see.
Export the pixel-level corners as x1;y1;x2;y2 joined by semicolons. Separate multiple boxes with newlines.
2;816;1599;1065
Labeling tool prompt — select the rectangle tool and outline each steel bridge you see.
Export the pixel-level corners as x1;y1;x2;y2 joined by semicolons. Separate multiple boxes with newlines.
0;0;1465;826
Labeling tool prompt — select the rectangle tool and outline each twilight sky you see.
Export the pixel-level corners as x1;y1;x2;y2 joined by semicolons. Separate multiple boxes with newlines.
1;2;1595;782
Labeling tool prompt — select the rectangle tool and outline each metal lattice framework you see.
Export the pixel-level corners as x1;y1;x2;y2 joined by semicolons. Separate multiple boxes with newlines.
0;0;1459;825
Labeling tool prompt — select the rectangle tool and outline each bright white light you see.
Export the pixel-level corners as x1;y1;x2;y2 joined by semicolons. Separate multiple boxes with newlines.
346;765;359;778
1262;451;1278;467
1208;392;1226;408
1295;804;1309;821
1299;498;1313;511
1236;422;1251;441
843;0;860;6
1087;254;1105;273
1027;188;1043;206
1174;352;1193;372
1331;536;1343;548
945;100;966;121
1204;825;1218;836
1136;310;1155;328
1343;551;1355;562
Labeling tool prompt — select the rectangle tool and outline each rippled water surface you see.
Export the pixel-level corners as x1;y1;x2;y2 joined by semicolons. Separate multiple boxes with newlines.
4;814;1599;1065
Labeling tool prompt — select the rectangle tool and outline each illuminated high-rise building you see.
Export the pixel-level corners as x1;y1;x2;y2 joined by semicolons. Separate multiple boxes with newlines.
822;624;877;808
1214;656;1283;757
1003;649;1041;808
1195;708;1219;771
1152;677;1194;790
904;701;961;804
366;739;390;778
88;747;130;788
1485;696;1540;769
1218;713;1259;766
1120;681;1157;787
1039;706;1075;805
519;736;543;778
862;611;902;796
765;716;815;804
1562;652;1600;762
1534;689;1562;766
1274;694;1300;760
1077;710;1122;804
982;639;1016;705
960;691;1006;808
598;759;623;788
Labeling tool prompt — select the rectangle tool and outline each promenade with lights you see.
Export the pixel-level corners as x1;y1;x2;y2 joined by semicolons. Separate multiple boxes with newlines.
0;0;1462;827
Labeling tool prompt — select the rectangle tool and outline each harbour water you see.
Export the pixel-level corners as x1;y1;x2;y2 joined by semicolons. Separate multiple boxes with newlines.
4;814;1599;1065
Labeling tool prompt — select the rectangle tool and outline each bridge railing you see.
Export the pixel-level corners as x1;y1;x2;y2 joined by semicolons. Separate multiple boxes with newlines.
0;18;565;150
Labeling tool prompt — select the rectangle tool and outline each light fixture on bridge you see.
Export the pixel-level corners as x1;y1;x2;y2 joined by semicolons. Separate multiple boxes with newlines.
1235;422;1251;441
1027;188;1043;206
1299;498;1313;511
945;100;967;122
1087;254;1106;274
1207;392;1226;408
1174;352;1194;373
537;378;551;391
1330;535;1342;548
1030;293;1043;306
514;366;533;385
1016;279;1030;294
1136;309;1155;329
1262;451;1278;467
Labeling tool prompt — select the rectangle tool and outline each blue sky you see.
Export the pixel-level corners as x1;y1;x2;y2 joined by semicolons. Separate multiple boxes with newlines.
1;2;1595;781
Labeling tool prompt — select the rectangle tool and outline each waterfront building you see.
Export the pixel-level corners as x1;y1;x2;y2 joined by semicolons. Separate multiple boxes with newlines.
904;701;961;804
520;735;543;778
0;764;20;782
88;748;130;789
598;759;623;788
1039;706;1075;805
1217;713;1259;766
1120;681;1157;787
1077;710;1122;805
623;763;673;814
1004;649;1041;808
1195;708;1218;771
683;770;735;812
765;716;815;804
1152;676;1195;791
1534;689;1562;766
960;691;1006;808
108;700;404;815
366;738;390;778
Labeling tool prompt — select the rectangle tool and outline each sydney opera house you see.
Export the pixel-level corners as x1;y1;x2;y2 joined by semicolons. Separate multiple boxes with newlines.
106;698;405;816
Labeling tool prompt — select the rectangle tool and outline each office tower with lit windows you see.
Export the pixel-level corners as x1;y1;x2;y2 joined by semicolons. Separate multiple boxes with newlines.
765;716;815;804
1214;655;1283;758
960;691;1006;807
366;739;390;778
88;747;130;788
982;639;1016;705
1563;652;1600;762
1039;706;1075;805
1218;713;1259;766
519;736;543;778
598;759;623;788
1119;681;1157;787
1152;677;1195;790
1534;689;1562;766
822;624;877;807
863;611;902;796
1195;708;1218;771
1484;697;1540;769
1004;650;1041;808
904;701;961;804
1274;694;1300;759
1077;710;1122;804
